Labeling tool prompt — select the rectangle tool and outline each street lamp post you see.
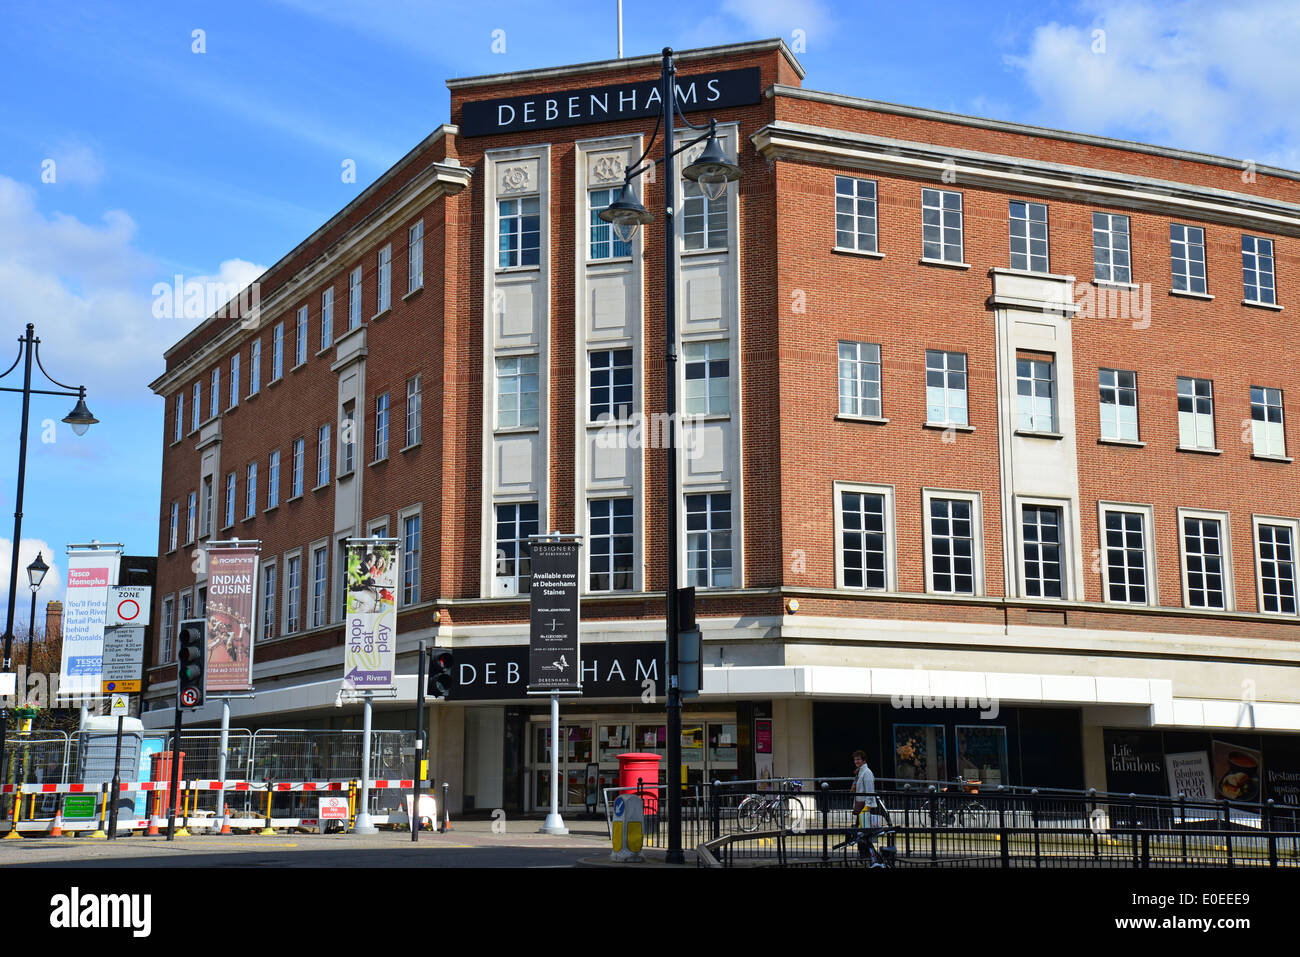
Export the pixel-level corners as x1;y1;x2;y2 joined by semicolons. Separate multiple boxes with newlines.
600;48;741;865
24;552;48;694
0;324;97;780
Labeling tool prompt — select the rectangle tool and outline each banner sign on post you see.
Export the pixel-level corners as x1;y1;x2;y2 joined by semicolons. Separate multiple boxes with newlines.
344;539;399;690
61;548;121;698
528;539;581;692
205;548;258;692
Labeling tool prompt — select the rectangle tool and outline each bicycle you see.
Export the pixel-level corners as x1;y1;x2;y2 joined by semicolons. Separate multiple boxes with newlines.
735;780;808;831
831;825;898;867
941;777;989;828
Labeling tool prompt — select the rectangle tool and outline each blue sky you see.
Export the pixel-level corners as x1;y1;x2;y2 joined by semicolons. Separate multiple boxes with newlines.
1;0;1298;610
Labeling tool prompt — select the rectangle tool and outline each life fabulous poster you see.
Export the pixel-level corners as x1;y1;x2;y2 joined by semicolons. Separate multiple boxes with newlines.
205;548;258;692
528;539;580;691
344;540;398;690
60;548;120;697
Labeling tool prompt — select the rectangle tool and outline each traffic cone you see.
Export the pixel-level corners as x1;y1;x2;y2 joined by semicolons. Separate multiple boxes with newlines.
220;804;232;835
146;793;160;836
48;804;63;838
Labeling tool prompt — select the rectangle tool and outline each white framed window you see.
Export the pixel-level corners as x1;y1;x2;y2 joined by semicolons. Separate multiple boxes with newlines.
260;560;277;640
684;340;730;415
589;188;632;260
1178;508;1232;610
191;381;201;431
1016;355;1056;432
310;543;329;628
1021;503;1064;599
348;267;362;330
377;244;391;313
1170;224;1207;294
229;353;239;409
1098;502;1155;605
408;221;424;292
838;341;881;419
405;376;422;447
174;393;183;442
291;438;304;497
321;287;334;350
1009;201;1049;272
272;321;284;380
922;488;983;596
922;188;963;263
835;482;896;591
401;508;421;605
374;392;389;461
186;491;196;544
224;471;236;528
267;449;280;509
682;180;727;251
1093;212;1132;284
317;424;331;487
1242;235;1276;304
494;501;539;595
210;368;220;420
925;350;968;426
284;551;301;636
1099;368;1139;441
686;491;734;588
1251;386;1285;457
244;462;257;519
496;354;540;428
249;339;261;395
168;501;178;552
835;176;878;253
498;196;541;268
588;497;634;592
1177;376;1216;450
295;305;308;366
201;476;213;538
590;348;634;422
1254;516;1298;615
160;596;175;663
341;401;355;474
179;590;193;625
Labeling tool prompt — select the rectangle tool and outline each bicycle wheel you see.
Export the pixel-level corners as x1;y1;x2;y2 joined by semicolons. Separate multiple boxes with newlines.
736;797;762;832
782;796;810;831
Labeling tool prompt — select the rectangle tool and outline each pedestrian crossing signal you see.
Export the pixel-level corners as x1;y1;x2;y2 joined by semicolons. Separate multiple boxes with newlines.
428;650;455;699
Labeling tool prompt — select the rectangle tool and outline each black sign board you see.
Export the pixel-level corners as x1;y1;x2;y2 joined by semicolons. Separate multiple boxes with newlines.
528;540;581;691
455;641;665;701
460;67;762;137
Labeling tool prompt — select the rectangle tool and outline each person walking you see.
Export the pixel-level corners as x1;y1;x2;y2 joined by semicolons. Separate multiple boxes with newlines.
851;750;880;828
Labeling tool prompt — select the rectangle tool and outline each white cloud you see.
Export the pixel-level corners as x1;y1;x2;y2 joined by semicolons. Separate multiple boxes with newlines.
720;0;830;38
44;140;106;187
1007;0;1300;167
0;538;64;624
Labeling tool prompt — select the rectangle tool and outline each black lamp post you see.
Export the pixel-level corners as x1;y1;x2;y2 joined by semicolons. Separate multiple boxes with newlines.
600;48;741;865
24;552;48;696
0;324;97;776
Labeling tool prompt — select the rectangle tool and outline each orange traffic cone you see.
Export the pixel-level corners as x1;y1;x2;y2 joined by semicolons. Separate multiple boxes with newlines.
146;793;160;836
220;804;232;835
48;801;63;838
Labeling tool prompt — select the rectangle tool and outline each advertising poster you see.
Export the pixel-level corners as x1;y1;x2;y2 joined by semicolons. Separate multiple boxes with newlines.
205;548;258;692
755;718;774;790
1102;729;1166;796
60;548;120;697
528;539;580;691
344;540;398;689
1263;737;1300;807
1212;739;1263;802
1165;751;1215;801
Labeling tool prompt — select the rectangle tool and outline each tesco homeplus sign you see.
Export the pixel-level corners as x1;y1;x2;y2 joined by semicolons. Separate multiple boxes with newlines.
460;67;761;137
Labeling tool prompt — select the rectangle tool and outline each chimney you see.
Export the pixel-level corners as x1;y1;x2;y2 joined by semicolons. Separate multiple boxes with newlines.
44;600;63;644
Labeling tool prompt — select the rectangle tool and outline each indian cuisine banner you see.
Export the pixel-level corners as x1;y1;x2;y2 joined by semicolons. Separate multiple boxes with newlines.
344;540;398;690
205;548;258;692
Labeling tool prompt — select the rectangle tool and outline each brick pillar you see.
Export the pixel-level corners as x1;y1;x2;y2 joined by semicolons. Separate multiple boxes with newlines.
44;600;63;644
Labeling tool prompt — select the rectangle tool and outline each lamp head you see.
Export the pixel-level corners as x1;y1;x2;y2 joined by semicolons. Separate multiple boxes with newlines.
598;179;653;244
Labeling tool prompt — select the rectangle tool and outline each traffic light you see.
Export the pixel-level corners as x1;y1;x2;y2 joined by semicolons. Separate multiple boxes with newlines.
428;650;455;699
677;587;701;697
176;619;206;709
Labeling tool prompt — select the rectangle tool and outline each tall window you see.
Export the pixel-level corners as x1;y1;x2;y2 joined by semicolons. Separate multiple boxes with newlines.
1093;212;1132;284
374;392;389;460
1022;505;1063;598
405;376;422;447
249;339;261;394
192;381;201;431
589;498;633;591
168;502;178;551
495;502;539;594
925;350;968;426
201;477;213;538
590;349;634;421
1177;376;1215;449
838;341;881;418
349;266;362;330
1183;516;1226;609
408;221;424;292
1170;224;1207;294
498;197;541;268
210;368;220;419
496;355;540;428
928;498;975;595
272;321;284;379
835;176;878;253
686;492;733;587
840;489;888;590
1099;368;1139;441
317;424;331;486
1242;235;1276;304
161;596;175;662
682;180;727;251
267;450;280;509
311;546;329;628
1250;386;1286;457
224;471;236;528
229;353;239;408
589;188;632;259
261;562;277;640
1009;201;1049;272
341;402;356;473
402;513;421;605
321;287;334;350
1258;523;1297;615
295;306;308;366
922;188;963;263
174;392;183;442
1016;356;1056;432
1103;510;1148;604
377;244;392;313
245;462;257;519
180;592;192;624
291;438;304;497
285;555;301;635
186;492;196;543
683;340;730;415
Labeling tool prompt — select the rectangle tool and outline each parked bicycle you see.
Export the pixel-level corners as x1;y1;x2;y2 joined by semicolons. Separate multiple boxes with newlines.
736;780;809;831
831;825;898;867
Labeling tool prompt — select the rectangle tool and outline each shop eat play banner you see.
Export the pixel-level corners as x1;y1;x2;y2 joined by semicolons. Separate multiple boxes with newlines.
343;540;398;690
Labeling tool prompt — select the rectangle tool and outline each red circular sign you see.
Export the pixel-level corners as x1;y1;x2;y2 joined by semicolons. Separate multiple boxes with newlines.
117;598;140;621
180;687;200;707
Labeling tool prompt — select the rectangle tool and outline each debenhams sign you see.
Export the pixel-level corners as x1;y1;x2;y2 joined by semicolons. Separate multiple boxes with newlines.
460;67;761;137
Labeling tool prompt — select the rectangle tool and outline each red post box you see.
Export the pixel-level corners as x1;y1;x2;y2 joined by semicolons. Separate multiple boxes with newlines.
616;752;661;816
150;751;185;815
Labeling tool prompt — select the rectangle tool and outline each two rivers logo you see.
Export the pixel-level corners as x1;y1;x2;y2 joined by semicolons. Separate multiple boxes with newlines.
49;888;151;937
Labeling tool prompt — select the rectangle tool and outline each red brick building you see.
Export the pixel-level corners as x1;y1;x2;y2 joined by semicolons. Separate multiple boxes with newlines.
147;39;1300;811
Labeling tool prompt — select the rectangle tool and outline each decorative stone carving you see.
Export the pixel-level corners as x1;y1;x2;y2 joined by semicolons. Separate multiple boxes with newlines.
590;154;626;184
500;165;531;193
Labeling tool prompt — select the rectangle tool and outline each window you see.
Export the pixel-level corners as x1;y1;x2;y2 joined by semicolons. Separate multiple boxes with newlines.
589;498;634;591
496;355;540;428
1177;376;1216;450
295;306;307;366
1022;505;1063;598
405;376;421;447
682;180;727;251
1099;369;1139;441
1182;514;1227;609
835;176;878;253
925;350;968;426
180;591;192;624
267;450;280;509
311;545;329;628
272;322;284;379
210;368;220;420
261;562;277;640
340;403;356;474
285;554;301;635
928;497;976;595
408;221;424;292
317;424;331;487
198;586;206;619
374;393;389;461
168;502;178;552
229;353;239;409
686;492;733;588
402;512;421;605
839;488;888;590
498;196;541;268
160;596;175;663
590;349;634;421
321;287;334;350
224;471;236;528
495;502;539;594
174;393;183;442
1093;212;1132;284
377;244;391;313
249;339;261;394
922;188;963;263
201;477;213;538
837;341;881;419
684;340;730;415
589;188;632;259
1170;224;1207;294
185;492;196;544
1251;386;1285;457
1016;356;1056;432
1009;201;1049;272
291;438;304;497
1256;520;1298;615
1242;235;1276;304
191;381;200;431
349;267;362;330
1101;508;1149;604
245;462;257;519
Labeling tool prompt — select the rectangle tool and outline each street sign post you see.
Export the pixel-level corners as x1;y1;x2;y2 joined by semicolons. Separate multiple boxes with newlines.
101;625;145;695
